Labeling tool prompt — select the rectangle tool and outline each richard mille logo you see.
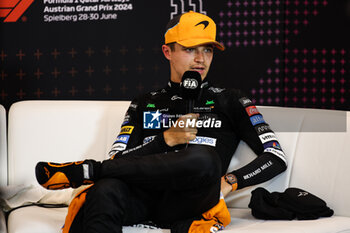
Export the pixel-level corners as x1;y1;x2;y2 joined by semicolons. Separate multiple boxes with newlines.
195;20;209;29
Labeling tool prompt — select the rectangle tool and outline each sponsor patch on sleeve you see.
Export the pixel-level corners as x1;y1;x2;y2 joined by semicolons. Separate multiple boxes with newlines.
129;103;138;111
254;124;272;135
259;132;278;144
250;114;265;126
239;97;253;107
120;126;134;134
264;147;287;165
245;106;260;116
143;135;156;144
263;141;281;150
115;135;130;144
122;121;129;126
121;114;130;126
111;143;127;151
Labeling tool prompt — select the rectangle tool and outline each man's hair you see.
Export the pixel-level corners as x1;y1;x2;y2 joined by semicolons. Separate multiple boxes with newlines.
165;14;183;34
164;14;183;51
166;42;176;51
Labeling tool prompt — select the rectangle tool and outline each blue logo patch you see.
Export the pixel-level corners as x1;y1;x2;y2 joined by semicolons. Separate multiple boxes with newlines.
250;114;265;126
143;110;162;129
143;135;156;144
116;135;130;144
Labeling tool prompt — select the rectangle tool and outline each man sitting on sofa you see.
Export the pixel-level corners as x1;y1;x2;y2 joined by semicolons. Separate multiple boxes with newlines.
35;11;287;233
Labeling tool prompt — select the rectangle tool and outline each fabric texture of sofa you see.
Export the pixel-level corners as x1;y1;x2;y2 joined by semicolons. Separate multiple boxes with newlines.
2;100;350;233
0;105;7;233
0;105;7;187
0;104;7;233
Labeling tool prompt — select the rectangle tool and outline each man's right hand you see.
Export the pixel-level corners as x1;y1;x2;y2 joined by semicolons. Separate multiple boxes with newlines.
163;113;199;147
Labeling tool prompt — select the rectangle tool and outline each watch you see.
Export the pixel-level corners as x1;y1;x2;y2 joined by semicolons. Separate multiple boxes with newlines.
224;174;238;191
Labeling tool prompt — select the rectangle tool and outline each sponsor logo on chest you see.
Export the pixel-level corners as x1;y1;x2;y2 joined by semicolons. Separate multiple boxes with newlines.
189;136;217;147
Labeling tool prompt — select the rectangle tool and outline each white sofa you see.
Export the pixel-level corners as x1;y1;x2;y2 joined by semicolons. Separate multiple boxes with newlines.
0;105;7;233
0;104;7;187
3;100;350;233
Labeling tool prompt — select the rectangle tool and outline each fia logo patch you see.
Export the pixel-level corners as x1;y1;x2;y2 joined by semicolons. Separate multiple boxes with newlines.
183;78;199;89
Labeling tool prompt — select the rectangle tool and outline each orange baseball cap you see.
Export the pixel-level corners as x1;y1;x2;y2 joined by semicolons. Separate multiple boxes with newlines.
164;11;225;51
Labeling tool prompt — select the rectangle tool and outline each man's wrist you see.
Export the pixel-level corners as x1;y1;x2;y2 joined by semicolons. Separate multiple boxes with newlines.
163;131;175;147
224;174;238;192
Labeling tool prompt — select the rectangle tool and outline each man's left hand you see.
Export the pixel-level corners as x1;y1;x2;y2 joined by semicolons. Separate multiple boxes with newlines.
221;177;233;197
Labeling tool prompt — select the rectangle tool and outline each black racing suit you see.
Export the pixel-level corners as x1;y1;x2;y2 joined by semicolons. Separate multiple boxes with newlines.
70;80;287;233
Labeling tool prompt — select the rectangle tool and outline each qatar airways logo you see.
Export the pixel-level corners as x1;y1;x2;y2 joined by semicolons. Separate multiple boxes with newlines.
143;111;221;129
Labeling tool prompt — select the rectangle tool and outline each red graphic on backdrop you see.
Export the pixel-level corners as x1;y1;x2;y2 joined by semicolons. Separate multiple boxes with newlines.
0;0;34;22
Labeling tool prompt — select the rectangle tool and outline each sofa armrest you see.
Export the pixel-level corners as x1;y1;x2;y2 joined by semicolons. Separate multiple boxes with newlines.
0;208;6;233
0;104;7;187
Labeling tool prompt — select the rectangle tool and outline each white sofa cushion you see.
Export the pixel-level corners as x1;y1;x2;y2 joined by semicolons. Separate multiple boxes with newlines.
8;101;131;186
0;105;7;187
7;206;169;233
8;207;68;233
227;209;350;233
289;120;350;217
7;206;350;233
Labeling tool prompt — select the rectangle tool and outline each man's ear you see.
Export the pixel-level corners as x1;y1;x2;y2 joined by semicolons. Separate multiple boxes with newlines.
162;45;171;60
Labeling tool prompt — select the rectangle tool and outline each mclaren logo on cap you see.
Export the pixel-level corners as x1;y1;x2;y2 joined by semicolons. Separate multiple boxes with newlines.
195;20;209;29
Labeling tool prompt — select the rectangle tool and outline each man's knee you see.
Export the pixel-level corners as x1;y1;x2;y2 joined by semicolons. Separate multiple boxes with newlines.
185;145;221;181
86;178;130;209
